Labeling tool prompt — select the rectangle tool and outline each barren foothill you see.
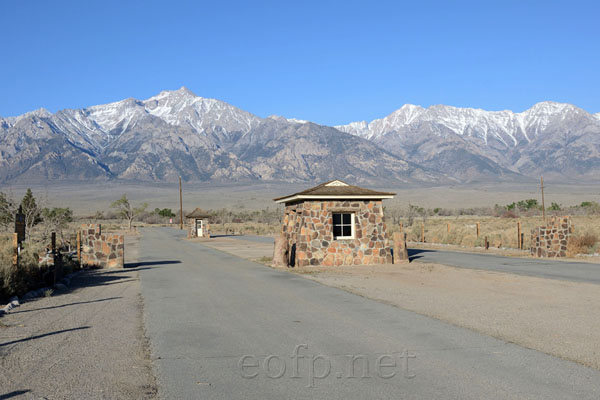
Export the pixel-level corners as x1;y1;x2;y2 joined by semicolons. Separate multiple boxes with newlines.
200;235;600;370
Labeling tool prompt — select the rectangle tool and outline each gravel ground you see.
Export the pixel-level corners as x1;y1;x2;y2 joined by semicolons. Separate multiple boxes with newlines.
297;262;600;370
0;235;157;399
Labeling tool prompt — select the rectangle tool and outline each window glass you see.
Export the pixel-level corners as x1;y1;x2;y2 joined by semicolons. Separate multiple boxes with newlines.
333;213;341;225
342;225;352;237
333;225;342;237
332;212;354;239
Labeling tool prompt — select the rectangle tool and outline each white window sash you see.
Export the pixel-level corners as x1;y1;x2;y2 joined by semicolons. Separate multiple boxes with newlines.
334;213;355;240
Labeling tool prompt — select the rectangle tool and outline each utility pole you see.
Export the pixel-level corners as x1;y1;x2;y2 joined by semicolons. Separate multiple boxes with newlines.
540;176;546;223
179;176;183;230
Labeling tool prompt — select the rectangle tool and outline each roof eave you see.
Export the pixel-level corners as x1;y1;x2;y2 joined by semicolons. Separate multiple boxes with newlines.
274;194;395;204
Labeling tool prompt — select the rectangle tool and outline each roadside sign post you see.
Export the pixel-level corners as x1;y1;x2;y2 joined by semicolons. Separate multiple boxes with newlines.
15;208;25;243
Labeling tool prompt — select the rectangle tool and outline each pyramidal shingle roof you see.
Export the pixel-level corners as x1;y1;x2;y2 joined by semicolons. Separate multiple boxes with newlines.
273;180;395;203
186;208;212;219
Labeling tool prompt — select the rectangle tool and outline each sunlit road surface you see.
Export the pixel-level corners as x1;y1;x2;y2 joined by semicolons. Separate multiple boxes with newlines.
138;228;600;399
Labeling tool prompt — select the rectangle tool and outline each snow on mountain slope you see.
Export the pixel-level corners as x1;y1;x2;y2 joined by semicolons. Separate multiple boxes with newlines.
29;87;263;153
336;101;596;147
3;88;599;184
3;108;52;128
142;87;261;141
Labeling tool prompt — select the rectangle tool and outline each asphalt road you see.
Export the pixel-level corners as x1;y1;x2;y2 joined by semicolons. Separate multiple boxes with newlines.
138;228;600;399
223;235;600;284
211;234;275;244
409;249;600;284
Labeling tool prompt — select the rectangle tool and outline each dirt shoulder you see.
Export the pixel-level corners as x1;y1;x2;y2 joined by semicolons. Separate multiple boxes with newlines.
0;235;157;399
199;236;600;370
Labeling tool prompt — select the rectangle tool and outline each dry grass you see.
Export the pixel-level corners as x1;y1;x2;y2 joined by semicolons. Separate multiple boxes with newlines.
201;214;600;257
567;232;599;257
0;234;47;301
387;215;600;254
210;222;279;236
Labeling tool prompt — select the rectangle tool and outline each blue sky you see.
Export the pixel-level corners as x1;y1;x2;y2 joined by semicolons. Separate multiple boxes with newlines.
1;0;598;125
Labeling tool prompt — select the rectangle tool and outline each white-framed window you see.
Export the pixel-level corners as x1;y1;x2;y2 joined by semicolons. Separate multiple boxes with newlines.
332;212;355;239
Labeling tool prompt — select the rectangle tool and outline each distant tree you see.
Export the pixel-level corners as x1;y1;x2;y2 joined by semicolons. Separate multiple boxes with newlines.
0;192;15;229
42;207;73;243
516;199;539;211
549;202;561;211
579;201;600;214
111;195;148;231
387;207;403;226
155;208;176;218
21;188;43;241
405;204;427;226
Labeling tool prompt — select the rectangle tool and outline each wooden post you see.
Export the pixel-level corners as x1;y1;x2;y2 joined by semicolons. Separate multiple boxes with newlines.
521;233;525;250
77;231;82;269
517;221;521;249
12;233;18;268
476;222;480;237
421;223;425;243
179;176;184;230
540;176;546;223
52;232;58;285
447;223;450;233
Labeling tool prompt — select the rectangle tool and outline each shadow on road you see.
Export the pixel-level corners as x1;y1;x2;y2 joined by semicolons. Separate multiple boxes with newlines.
0;326;90;347
124;260;181;268
10;297;122;314
407;248;436;262
210;234;241;238
0;390;31;399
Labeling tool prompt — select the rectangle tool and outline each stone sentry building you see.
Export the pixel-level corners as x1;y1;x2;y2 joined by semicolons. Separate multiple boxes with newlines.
274;180;395;267
186;208;211;238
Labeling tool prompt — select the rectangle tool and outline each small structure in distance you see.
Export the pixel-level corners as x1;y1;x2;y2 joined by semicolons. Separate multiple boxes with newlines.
186;208;211;238
274;180;395;267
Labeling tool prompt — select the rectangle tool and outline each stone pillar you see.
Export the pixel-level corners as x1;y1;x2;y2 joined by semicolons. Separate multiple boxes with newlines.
393;232;409;264
272;234;288;268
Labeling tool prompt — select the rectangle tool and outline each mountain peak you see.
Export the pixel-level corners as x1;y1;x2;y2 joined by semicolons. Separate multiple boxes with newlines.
176;86;196;96
525;101;577;115
24;107;52;118
147;86;198;103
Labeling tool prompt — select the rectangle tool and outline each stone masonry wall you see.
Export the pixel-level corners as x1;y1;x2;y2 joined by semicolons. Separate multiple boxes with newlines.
80;224;124;268
282;200;392;267
530;217;572;258
187;219;211;238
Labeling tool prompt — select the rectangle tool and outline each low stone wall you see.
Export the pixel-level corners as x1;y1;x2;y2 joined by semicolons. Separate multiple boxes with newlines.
80;224;124;268
530;217;572;258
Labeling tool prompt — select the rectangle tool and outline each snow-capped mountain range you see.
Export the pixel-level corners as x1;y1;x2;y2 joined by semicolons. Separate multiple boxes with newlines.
1;87;599;184
337;102;585;145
